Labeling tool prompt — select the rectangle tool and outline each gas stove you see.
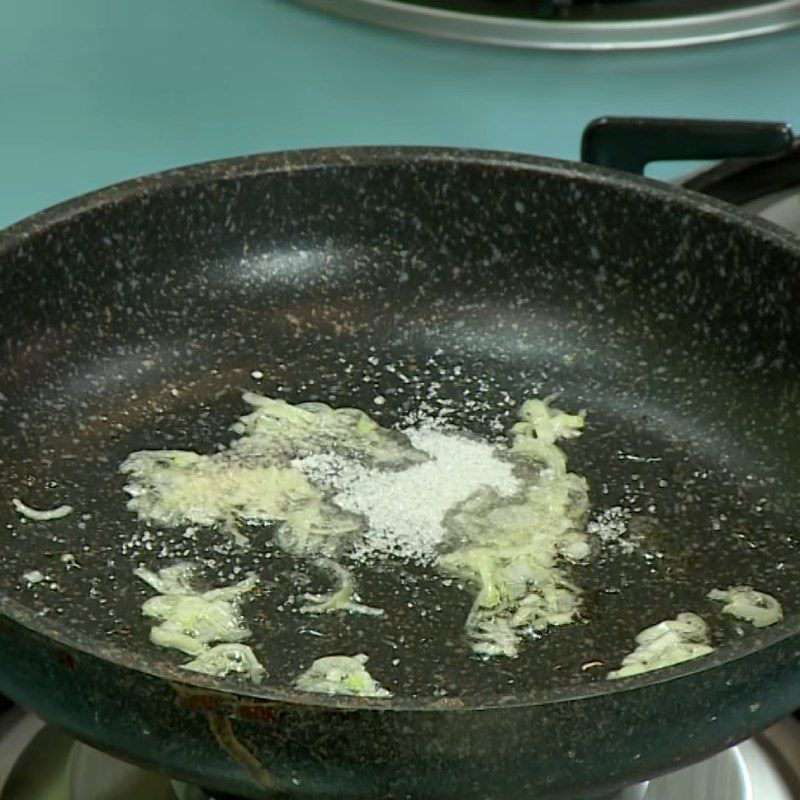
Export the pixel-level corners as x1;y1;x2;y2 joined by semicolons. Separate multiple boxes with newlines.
299;0;800;49
2;705;800;800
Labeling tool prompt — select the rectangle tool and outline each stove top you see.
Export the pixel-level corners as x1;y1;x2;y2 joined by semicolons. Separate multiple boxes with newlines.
677;141;800;236
299;0;800;49
2;707;800;800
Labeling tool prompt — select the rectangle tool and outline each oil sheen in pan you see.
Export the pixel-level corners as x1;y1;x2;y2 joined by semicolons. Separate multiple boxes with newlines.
0;347;795;700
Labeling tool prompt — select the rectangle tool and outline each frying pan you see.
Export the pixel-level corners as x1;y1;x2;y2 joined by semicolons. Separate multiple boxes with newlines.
1;117;800;800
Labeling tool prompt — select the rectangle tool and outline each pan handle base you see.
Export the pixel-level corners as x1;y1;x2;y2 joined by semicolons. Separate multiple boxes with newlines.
580;117;794;176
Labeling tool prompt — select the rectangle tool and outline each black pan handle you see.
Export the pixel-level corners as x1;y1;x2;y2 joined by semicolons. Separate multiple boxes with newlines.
581;117;795;176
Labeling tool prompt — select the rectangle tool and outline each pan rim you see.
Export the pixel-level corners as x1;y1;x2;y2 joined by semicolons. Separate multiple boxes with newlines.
1;144;799;712
2;143;800;258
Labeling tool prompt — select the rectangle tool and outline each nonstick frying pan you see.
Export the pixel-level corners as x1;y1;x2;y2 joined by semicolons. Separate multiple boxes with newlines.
1;118;800;800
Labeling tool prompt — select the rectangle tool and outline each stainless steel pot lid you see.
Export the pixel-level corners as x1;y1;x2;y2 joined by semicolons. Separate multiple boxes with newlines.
298;0;800;50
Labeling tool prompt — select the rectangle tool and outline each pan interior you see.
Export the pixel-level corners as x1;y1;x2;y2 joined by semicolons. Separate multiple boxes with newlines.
1;154;799;702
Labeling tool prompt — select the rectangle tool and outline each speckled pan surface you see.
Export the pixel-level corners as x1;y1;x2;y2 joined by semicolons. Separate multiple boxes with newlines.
1;147;800;798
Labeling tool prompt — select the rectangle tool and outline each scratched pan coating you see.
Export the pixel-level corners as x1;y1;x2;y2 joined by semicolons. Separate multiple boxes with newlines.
1;148;799;800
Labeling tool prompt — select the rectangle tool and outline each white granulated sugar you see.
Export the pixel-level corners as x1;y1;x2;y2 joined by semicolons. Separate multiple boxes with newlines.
294;425;520;565
588;506;635;552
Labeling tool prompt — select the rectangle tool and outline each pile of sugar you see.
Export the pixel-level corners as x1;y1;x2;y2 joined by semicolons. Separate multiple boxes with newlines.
588;505;635;553
293;425;520;565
